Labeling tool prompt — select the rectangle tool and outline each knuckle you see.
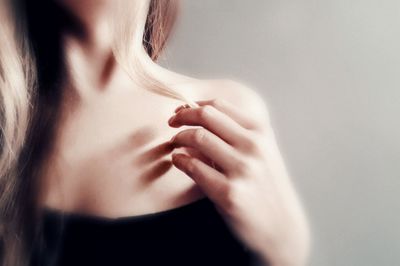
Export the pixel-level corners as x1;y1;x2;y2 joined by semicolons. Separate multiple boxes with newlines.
241;135;261;155
231;157;259;177
198;105;214;121
211;98;226;109
185;158;198;175
219;183;233;205
173;129;188;141
192;128;207;144
219;184;239;216
233;159;249;175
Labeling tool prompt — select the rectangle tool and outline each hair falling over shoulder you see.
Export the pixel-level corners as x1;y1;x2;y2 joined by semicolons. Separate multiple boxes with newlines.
0;0;188;265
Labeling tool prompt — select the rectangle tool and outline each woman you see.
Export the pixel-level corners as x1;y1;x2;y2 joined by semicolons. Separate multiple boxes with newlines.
0;0;310;265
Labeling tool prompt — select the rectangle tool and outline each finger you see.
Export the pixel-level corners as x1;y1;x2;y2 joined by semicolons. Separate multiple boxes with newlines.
169;104;250;147
195;99;263;130
174;104;191;113
170;128;241;174
184;147;224;173
171;153;229;205
174;147;215;169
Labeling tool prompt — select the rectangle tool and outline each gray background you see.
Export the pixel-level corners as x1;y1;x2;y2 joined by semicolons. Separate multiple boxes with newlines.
161;1;400;265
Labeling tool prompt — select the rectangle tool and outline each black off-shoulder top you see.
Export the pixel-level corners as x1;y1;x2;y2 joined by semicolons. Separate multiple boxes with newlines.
31;196;265;266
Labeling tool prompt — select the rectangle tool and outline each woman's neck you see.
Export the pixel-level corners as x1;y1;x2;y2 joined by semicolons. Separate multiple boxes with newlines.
57;0;196;105
58;0;149;93
57;0;121;45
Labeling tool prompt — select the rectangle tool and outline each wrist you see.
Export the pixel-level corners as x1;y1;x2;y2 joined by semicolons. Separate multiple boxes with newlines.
256;247;308;266
261;251;308;266
251;233;310;266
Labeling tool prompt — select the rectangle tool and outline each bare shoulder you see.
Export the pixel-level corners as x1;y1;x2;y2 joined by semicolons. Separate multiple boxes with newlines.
194;78;271;126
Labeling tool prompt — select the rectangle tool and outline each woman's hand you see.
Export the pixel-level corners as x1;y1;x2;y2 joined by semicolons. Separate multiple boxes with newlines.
168;98;310;266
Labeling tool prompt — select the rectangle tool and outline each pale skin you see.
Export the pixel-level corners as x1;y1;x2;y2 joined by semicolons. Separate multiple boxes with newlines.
39;1;310;265
169;98;310;266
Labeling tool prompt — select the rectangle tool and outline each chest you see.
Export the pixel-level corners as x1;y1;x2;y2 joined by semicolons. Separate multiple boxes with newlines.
39;89;203;217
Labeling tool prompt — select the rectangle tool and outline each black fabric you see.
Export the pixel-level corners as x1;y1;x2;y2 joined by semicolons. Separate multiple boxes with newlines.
31;197;265;266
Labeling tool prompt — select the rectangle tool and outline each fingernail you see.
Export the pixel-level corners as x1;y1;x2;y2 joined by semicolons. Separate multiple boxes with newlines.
174;104;190;113
168;115;176;124
174;105;184;113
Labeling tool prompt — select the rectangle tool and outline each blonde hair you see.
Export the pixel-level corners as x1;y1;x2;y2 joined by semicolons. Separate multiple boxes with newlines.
112;0;198;106
0;0;195;265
